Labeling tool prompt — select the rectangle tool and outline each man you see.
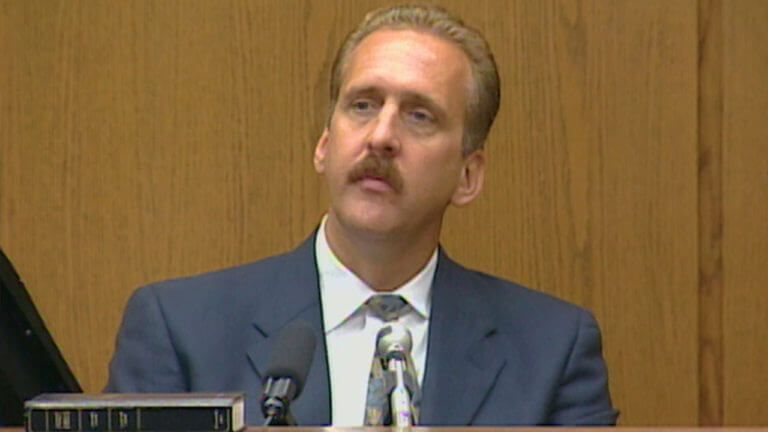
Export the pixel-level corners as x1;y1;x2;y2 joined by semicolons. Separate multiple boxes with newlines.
106;4;617;426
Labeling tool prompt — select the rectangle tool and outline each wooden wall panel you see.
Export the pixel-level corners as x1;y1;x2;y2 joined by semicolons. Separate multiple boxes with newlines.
722;0;768;425
441;1;699;425
0;0;328;392
2;0;764;426
698;0;724;425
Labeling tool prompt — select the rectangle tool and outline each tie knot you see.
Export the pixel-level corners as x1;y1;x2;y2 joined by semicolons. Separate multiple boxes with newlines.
366;294;410;322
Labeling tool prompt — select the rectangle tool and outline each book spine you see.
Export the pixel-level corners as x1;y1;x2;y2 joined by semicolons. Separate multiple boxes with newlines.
26;406;234;432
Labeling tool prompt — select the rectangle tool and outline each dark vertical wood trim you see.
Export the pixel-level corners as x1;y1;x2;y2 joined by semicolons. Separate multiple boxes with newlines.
697;0;724;426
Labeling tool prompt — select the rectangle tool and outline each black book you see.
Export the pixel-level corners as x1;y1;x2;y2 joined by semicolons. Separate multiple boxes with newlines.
25;393;245;432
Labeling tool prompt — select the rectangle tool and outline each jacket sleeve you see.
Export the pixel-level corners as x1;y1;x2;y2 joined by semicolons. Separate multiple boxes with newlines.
548;309;619;425
103;284;187;392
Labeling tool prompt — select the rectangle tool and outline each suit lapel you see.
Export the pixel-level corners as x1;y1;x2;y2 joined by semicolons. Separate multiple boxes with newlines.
420;250;506;425
240;237;506;426
244;233;331;425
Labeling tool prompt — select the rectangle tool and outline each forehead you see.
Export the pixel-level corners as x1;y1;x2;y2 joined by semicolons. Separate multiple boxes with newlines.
340;29;471;114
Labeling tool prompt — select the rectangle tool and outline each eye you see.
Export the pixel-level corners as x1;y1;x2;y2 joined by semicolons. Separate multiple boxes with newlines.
349;98;378;114
353;100;370;110
406;108;435;124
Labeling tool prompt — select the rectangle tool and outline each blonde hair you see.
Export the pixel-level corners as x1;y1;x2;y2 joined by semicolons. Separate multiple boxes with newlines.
328;4;500;155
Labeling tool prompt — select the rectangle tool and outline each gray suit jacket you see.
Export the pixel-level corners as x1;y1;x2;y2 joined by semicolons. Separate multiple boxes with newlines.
105;233;617;425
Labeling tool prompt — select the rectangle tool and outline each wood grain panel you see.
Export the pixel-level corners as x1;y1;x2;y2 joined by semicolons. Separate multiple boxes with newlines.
0;0;705;426
721;0;768;425
698;0;724;425
441;1;699;425
0;0;327;391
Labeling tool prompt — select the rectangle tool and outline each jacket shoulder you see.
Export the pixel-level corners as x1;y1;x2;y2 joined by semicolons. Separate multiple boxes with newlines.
446;258;592;325
128;241;313;323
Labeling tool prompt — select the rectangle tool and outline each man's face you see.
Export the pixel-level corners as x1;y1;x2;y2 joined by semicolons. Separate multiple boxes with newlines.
314;29;485;238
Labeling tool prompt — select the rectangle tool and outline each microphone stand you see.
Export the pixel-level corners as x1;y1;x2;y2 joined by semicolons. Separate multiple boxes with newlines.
376;323;420;427
387;357;414;427
263;411;296;427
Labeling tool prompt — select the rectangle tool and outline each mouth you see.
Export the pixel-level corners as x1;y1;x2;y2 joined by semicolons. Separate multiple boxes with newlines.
360;172;387;183
357;174;395;192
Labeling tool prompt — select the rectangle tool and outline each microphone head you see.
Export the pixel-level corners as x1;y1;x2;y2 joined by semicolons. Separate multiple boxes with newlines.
376;323;413;359
264;320;317;398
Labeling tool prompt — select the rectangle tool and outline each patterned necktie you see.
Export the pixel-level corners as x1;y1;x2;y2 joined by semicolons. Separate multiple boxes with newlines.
363;294;421;425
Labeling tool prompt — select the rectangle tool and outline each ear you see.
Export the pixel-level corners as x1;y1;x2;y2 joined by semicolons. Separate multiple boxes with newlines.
313;128;330;174
451;150;485;207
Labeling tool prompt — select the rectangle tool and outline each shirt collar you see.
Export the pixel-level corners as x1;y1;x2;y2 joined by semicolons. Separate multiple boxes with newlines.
315;215;436;333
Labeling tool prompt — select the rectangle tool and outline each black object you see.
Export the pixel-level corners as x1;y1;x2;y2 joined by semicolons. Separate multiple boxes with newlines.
260;321;316;426
0;247;81;426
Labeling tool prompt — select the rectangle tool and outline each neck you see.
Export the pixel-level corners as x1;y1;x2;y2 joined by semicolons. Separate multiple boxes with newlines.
323;214;440;292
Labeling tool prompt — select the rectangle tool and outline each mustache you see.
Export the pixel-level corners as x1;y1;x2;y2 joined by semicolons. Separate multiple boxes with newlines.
347;153;404;192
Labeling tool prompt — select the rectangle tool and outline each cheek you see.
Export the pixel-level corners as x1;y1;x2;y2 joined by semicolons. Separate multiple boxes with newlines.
323;142;353;181
409;154;463;194
327;131;366;166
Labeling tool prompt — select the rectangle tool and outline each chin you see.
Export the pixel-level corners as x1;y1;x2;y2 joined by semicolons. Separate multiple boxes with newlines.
333;204;404;237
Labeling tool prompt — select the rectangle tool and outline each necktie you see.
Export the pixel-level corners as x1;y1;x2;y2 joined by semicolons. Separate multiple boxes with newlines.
363;294;421;425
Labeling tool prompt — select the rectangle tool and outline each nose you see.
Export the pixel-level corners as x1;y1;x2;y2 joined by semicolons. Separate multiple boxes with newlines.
367;103;401;157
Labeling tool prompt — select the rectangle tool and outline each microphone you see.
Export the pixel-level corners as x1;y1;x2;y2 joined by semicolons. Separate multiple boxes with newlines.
376;324;412;361
260;321;316;426
375;324;419;426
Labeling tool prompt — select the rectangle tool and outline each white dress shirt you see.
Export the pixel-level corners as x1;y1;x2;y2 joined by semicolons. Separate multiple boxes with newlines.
315;217;436;426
